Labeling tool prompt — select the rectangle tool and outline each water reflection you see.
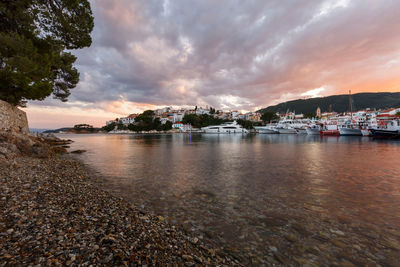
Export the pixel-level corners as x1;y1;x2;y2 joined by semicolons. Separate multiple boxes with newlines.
61;133;400;264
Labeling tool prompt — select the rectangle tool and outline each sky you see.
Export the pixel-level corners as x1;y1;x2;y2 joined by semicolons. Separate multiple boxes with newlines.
24;0;400;128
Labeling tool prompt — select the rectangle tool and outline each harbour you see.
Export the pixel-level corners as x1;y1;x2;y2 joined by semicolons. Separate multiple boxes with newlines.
62;133;400;265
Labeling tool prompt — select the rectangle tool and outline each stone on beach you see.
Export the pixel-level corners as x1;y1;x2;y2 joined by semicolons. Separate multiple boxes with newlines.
0;155;237;266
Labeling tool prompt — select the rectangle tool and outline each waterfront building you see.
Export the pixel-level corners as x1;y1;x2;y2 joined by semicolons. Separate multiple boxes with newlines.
172;122;193;132
245;112;262;122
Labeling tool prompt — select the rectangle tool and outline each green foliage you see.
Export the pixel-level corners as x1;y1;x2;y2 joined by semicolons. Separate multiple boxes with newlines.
123;111;171;132
102;122;116;132
74;124;93;129
396;112;400;116
261;111;279;122
258;92;400;114
0;0;94;106
236;119;254;129
303;112;315;119
142;110;155;117
117;123;127;130
162;121;173;131
182;113;229;128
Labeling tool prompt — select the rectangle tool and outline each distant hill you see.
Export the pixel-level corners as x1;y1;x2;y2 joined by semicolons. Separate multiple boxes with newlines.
43;127;103;134
258;92;400;114
30;128;49;133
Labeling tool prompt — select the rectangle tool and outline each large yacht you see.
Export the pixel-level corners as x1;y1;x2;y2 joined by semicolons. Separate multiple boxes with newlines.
201;121;249;134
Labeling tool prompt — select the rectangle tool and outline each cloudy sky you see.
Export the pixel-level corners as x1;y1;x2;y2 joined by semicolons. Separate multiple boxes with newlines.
25;0;400;128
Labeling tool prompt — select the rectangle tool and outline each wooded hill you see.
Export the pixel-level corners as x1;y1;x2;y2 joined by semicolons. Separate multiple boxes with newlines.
258;92;400;114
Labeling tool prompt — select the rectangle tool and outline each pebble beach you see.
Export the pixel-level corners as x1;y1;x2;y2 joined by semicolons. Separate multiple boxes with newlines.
1;133;400;266
0;154;238;266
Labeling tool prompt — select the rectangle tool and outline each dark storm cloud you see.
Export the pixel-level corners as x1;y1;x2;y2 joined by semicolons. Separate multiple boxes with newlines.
58;0;400;110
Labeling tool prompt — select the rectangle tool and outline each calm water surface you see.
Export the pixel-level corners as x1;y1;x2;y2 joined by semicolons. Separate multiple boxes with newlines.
61;133;400;264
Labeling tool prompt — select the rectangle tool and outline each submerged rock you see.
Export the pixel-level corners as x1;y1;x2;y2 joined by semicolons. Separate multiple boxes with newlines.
70;150;87;154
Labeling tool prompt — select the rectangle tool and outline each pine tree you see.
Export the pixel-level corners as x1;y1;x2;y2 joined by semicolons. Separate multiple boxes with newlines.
0;0;94;106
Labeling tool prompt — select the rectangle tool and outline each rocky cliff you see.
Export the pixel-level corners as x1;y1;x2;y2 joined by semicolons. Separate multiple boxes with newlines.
0;99;70;162
0;99;29;134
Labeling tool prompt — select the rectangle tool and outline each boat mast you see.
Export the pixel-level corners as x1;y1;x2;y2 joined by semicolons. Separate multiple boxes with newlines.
349;90;353;122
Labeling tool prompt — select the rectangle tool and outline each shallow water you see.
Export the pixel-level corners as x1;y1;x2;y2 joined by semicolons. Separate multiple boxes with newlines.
61;133;400;265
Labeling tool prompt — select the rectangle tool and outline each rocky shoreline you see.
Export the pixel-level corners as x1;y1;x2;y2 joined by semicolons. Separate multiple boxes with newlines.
0;134;238;266
2;132;400;266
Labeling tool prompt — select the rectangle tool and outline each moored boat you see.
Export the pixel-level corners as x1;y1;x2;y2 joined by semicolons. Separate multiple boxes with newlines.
306;124;321;135
295;127;307;134
254;125;279;134
338;90;362;136
370;120;400;139
320;124;340;136
277;126;297;134
339;125;362;136
275;119;297;134
201;121;249;134
361;129;372;136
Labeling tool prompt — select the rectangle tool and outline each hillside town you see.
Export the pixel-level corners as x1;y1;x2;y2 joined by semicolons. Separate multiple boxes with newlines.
105;106;262;132
104;105;400;137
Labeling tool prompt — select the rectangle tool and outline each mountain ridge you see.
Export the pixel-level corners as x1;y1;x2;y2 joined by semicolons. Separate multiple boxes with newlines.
258;92;400;114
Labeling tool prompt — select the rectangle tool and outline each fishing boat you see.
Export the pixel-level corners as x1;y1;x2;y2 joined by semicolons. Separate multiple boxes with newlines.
320;124;340;136
339;123;362;136
370;120;400;139
275;120;297;134
339;90;362;136
361;129;372;136
306;124;321;135
201;121;249;134
295;127;307;134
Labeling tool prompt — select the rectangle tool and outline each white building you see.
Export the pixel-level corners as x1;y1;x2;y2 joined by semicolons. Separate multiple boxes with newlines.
230;111;240;119
173;113;185;123
172;123;193;132
379;108;400;116
120;114;138;125
155;106;172;115
195;107;210;115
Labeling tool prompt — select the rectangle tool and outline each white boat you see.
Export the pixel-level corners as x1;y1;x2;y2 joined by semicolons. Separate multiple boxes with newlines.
275;120;297;134
277;126;297;134
306;124;321;135
370;119;400;138
201;121;249;134
254;125;279;134
339;91;362;136
295;127;307;134
361;129;372;136
339;124;362;136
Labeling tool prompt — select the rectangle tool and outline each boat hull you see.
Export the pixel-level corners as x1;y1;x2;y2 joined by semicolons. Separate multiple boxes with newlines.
254;126;279;134
295;128;307;134
370;129;400;139
277;128;297;134
203;129;248;134
361;129;372;136
320;130;340;136
339;127;362;136
306;128;320;135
